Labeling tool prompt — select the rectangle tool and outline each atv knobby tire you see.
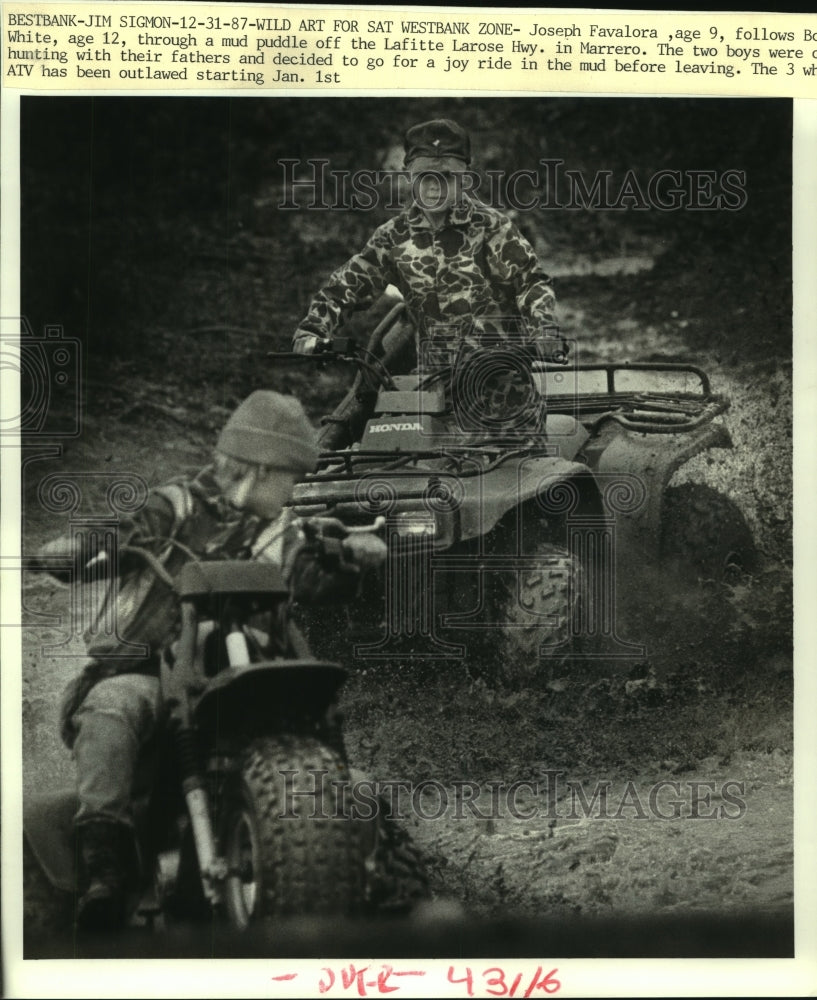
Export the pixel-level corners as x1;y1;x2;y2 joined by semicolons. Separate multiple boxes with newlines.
494;543;582;681
365;806;431;915
660;483;757;584
221;734;366;929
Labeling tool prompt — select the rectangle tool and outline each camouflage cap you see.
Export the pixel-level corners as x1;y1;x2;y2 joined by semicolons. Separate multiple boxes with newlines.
404;118;471;169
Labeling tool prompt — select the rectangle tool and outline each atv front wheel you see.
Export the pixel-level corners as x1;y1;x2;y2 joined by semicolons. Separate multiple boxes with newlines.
660;483;758;584
221;734;366;930
493;543;583;681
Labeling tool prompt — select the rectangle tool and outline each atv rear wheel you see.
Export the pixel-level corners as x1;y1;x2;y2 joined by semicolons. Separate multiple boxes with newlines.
364;807;431;915
660;483;758;584
221;734;366;930
493;543;582;682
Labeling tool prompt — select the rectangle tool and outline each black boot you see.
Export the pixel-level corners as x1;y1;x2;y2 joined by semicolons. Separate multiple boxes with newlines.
76;820;130;931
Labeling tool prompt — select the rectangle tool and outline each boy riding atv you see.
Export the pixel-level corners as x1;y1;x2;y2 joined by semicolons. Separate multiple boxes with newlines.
292;117;567;372
280;121;756;676
34;390;387;931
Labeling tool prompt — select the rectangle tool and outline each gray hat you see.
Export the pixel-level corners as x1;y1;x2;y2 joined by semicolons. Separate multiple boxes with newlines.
216;391;319;472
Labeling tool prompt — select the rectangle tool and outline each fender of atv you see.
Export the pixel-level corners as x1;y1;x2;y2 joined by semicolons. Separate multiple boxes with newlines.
191;660;346;735
458;458;601;543
24;789;78;893
594;420;732;562
454;414;593;542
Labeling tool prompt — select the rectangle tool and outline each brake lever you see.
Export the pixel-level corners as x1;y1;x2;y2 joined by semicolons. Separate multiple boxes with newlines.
319;336;357;355
266;336;359;364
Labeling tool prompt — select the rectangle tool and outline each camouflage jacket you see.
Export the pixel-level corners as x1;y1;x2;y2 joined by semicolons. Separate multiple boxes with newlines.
292;197;557;360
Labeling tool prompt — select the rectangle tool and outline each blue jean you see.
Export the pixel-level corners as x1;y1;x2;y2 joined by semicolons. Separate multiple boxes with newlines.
72;673;162;828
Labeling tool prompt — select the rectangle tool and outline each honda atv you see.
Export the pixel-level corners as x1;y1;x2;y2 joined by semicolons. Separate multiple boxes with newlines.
273;304;756;679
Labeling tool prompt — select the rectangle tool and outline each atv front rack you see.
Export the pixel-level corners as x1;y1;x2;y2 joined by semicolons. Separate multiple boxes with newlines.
306;442;551;485
539;362;728;433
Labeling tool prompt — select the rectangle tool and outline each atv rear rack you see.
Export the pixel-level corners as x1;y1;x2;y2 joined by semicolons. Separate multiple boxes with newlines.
539;362;728;433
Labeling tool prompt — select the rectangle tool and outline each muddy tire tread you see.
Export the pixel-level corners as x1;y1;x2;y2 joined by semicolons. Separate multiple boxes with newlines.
497;543;581;678
367;809;431;914
230;734;365;920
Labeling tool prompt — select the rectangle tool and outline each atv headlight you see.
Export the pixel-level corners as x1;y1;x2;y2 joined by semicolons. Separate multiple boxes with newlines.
392;512;437;538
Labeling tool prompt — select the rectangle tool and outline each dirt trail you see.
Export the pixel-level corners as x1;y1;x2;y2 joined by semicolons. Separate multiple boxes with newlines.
20;288;793;950
14;96;797;964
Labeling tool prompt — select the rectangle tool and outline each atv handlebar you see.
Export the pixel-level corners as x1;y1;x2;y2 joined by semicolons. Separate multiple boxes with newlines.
267;337;397;390
269;330;569;392
302;514;386;539
300;514;388;574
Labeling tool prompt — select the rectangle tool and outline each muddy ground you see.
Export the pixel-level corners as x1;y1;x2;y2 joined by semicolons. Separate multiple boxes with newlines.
19;283;794;957
17;97;794;959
